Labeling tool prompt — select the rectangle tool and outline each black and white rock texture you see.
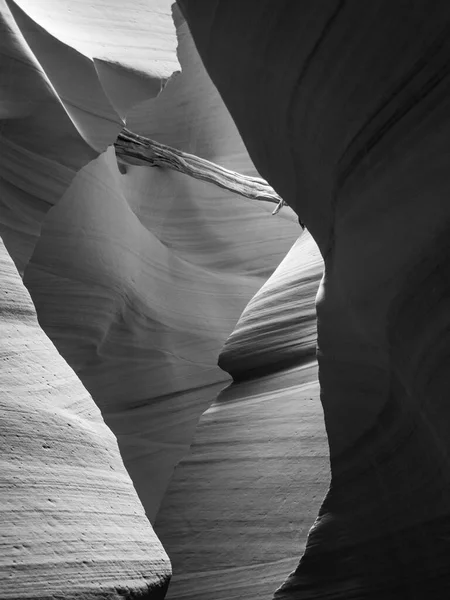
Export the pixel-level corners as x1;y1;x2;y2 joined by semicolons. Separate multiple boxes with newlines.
0;1;303;598
5;0;450;598
177;1;450;597
0;237;171;599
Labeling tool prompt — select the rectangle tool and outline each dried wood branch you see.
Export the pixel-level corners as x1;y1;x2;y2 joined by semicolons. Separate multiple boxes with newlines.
114;128;287;215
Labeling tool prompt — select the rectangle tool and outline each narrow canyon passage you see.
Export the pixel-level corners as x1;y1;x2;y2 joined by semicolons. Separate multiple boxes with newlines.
4;0;450;598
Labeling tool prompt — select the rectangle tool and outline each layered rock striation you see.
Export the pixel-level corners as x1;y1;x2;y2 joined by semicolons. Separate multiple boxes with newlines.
156;230;327;600
1;1;303;597
0;237;171;599
8;0;450;597
17;5;299;524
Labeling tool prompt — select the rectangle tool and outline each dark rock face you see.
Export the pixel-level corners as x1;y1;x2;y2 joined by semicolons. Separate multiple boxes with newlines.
179;1;450;597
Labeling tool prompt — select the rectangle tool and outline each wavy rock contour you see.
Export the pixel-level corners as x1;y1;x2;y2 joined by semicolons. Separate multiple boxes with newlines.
18;7;300;524
0;237;170;599
179;1;450;597
1;1;303;597
156;230;327;599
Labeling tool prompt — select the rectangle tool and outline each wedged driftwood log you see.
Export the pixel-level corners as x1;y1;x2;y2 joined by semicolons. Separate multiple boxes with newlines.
115;128;288;215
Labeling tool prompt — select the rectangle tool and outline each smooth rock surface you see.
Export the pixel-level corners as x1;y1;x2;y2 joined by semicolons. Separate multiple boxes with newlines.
156;231;328;599
179;1;450;597
0;0;177;274
0;238;171;599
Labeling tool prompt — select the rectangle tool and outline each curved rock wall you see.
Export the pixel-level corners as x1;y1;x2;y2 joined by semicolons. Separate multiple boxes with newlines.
0;237;170;599
10;0;450;597
179;1;450;597
18;7;299;523
156;231;327;600
1;1;303;597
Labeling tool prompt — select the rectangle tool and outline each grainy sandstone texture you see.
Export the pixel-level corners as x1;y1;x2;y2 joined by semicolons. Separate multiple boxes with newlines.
0;238;171;599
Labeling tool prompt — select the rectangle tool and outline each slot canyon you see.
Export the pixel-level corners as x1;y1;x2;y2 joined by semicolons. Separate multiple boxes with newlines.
2;1;450;598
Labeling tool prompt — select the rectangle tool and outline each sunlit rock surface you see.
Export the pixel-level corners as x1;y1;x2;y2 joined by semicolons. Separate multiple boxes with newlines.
180;1;450;597
0;1;303;597
0;238;170;599
18;5;299;524
0;0;178;273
